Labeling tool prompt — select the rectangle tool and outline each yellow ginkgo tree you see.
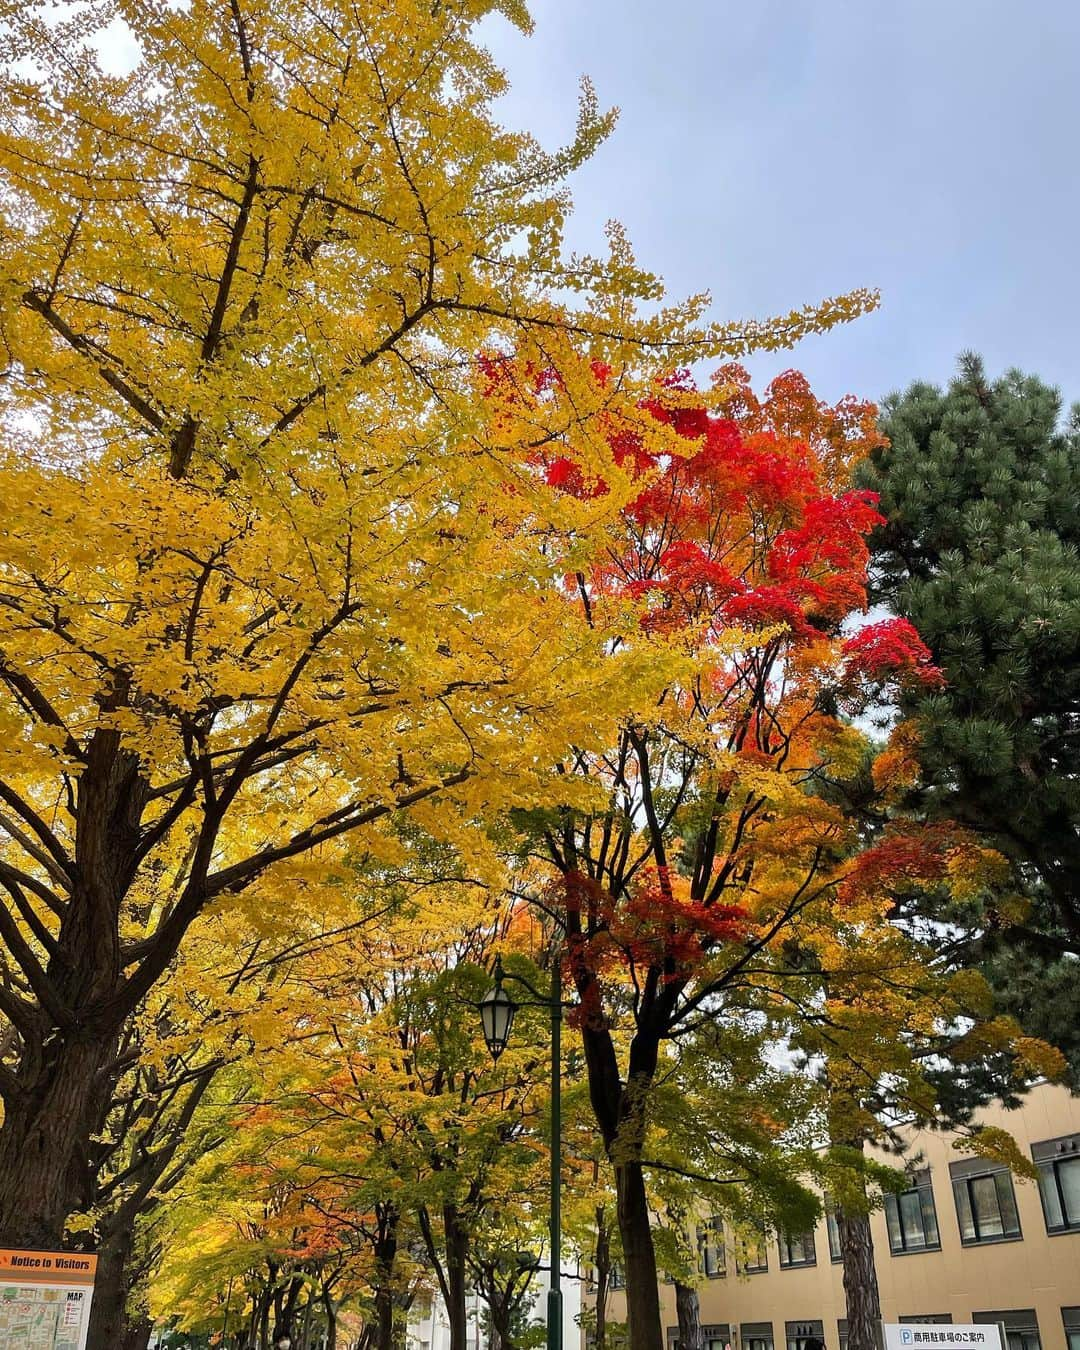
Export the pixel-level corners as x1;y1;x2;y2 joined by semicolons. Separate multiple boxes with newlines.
0;0;875;1248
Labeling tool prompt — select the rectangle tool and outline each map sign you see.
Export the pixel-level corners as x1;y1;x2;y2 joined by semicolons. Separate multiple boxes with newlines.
0;1249;98;1350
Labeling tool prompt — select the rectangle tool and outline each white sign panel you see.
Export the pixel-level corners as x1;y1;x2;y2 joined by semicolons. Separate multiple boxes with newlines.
885;1326;1004;1350
0;1249;98;1350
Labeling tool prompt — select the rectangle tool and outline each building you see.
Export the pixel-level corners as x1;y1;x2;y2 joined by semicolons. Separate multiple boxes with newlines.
408;1265;583;1350
596;1083;1080;1350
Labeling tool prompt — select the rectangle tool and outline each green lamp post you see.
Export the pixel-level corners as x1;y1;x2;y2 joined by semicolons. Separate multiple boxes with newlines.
480;955;563;1350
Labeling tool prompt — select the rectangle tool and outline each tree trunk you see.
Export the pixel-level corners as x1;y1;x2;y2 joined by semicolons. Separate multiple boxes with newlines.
274;1274;304;1343
614;1159;663;1350
322;1289;338;1350
443;1203;470;1350
674;1283;703;1350
838;1206;881;1350
120;1320;154;1350
248;1293;262;1348
375;1280;396;1350
85;1215;153;1350
260;1285;272;1349
374;1204;401;1350
577;1012;664;1350
300;1290;315;1349
85;1227;127;1350
0;735;146;1246
594;1207;611;1350
0;1034;114;1245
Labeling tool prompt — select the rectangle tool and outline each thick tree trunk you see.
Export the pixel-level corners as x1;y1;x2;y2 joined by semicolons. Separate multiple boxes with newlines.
0;1034;114;1245
674;1283;703;1350
614;1159;663;1350
0;735;146;1245
838;1206;881;1350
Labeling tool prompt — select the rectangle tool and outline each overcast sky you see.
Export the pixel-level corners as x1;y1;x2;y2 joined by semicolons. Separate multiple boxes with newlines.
480;0;1080;410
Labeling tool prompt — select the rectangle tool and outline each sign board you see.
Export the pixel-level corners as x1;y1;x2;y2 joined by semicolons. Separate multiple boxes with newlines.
884;1327;1005;1350
0;1248;98;1350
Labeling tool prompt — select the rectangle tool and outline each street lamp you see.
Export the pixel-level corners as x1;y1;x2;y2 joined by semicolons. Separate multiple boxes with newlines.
479;954;563;1350
480;963;517;1059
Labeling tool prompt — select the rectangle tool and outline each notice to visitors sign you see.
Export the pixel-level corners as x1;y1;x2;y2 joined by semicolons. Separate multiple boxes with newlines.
0;1248;98;1350
884;1327;1004;1350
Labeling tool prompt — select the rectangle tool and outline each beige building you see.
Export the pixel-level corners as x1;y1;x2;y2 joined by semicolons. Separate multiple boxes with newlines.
599;1083;1080;1350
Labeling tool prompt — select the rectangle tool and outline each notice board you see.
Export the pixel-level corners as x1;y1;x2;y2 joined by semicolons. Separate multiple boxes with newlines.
0;1249;98;1349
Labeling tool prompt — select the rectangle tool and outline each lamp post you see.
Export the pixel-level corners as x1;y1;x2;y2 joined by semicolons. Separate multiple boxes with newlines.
480;954;563;1350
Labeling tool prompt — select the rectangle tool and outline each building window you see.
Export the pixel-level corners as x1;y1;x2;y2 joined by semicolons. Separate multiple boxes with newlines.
609;1263;625;1290
884;1170;941;1254
949;1161;1022;1244
1062;1308;1080;1350
736;1221;768;1273
698;1217;726;1277
825;1204;843;1263
973;1311;1040;1350
1032;1136;1080;1233
742;1323;774;1350
786;1321;825;1350
778;1229;816;1268
837;1321;847;1350
703;1323;732;1350
900;1317;952;1326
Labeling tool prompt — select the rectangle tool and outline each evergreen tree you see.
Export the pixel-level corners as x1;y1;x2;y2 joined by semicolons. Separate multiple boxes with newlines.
859;353;1080;1067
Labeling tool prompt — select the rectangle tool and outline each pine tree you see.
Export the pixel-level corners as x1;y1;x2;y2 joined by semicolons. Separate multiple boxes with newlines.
859;352;1080;1063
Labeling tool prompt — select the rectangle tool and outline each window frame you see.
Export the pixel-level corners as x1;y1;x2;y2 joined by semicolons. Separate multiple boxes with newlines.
736;1221;769;1274
698;1216;726;1278
949;1161;1023;1246
1032;1136;1080;1235
1062;1307;1080;1350
786;1320;825;1350
777;1228;817;1269
883;1169;941;1255
703;1322;732;1350
973;1311;1040;1350
825;1203;843;1264
742;1323;774;1350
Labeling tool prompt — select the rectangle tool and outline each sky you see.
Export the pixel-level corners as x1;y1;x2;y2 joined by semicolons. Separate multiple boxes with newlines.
478;0;1080;410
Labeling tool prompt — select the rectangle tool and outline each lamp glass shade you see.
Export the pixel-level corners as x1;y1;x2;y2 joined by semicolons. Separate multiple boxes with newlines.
480;980;516;1059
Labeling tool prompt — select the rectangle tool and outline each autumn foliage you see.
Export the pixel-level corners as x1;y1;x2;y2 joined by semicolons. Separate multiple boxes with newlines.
0;2;1058;1345
505;361;940;996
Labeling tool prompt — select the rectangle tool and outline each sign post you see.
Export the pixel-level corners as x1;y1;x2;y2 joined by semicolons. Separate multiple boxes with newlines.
883;1326;1005;1350
0;1248;98;1349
